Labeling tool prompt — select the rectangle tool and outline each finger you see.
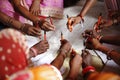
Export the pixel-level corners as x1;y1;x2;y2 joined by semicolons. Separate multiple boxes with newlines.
42;22;55;31
46;23;55;31
33;28;41;33
28;28;40;36
35;11;38;16
60;39;68;44
71;49;76;57
37;10;40;15
72;21;77;26
31;10;35;15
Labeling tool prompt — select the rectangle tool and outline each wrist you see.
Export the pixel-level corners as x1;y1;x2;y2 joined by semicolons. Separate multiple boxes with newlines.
96;35;103;41
77;14;84;22
95;43;103;50
30;47;38;57
58;49;67;58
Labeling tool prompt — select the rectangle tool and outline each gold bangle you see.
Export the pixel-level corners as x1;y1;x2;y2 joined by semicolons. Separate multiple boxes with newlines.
78;15;84;22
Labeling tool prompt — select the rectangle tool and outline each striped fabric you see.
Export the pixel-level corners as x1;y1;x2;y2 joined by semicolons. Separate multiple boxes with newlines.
105;0;120;12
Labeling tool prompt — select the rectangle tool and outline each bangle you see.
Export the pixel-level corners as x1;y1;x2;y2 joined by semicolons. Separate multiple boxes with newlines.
30;47;37;57
107;49;114;60
82;66;95;75
78;15;84;22
96;35;103;41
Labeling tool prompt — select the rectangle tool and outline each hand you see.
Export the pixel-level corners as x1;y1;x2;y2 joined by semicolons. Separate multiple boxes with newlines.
81;49;92;68
32;40;49;54
69;51;82;69
67;16;82;29
59;39;72;57
67;53;82;80
21;23;41;37
85;38;102;50
98;19;113;30
82;30;100;39
29;0;41;16
38;19;55;31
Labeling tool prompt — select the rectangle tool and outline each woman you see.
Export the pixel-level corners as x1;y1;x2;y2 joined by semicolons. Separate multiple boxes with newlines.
0;28;49;80
67;0;120;31
0;0;55;33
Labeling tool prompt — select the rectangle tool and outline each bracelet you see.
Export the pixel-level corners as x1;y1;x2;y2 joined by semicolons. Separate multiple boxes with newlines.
107;49;114;60
30;47;37;57
96;35;103;41
82;66;95;75
78;15;84;22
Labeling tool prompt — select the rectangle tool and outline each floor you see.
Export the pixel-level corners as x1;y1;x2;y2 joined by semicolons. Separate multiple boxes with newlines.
26;0;120;79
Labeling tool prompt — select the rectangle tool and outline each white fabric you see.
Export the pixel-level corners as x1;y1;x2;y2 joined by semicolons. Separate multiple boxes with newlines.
26;0;120;78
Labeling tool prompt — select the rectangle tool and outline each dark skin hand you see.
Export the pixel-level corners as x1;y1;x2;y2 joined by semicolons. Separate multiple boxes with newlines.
51;39;72;69
82;29;99;39
0;11;41;37
84;37;120;66
22;23;41;36
11;0;55;32
82;29;120;46
81;49;92;68
67;0;97;27
31;40;49;54
38;19;55;31
29;0;41;16
66;51;82;80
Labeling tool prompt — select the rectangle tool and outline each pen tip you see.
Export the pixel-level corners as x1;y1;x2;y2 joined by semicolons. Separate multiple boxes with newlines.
67;15;69;18
61;32;63;35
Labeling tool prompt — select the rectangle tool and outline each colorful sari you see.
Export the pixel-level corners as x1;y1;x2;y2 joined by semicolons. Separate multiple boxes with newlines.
0;29;29;80
0;0;28;23
104;0;120;18
26;0;64;18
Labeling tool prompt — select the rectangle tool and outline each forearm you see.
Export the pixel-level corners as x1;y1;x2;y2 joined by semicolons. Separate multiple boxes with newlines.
66;68;79;80
51;52;65;70
97;45;120;66
12;0;40;23
100;35;120;46
0;11;22;29
78;0;97;17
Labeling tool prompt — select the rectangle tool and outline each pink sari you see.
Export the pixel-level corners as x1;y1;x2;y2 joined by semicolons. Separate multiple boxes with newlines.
26;0;64;18
0;0;27;23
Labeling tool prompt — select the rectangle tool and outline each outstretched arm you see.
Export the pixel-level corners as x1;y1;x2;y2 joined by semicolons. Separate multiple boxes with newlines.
100;35;120;46
78;0;97;17
51;39;72;70
11;0;40;23
85;38;120;66
0;11;22;29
